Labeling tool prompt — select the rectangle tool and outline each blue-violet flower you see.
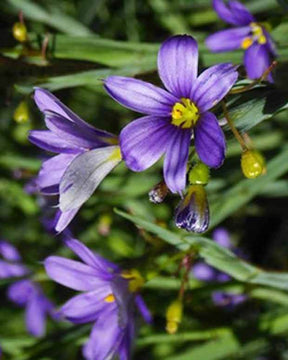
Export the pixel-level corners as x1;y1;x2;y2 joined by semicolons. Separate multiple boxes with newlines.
104;34;238;194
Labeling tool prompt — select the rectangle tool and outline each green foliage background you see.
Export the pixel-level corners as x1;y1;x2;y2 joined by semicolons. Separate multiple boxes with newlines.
1;0;288;359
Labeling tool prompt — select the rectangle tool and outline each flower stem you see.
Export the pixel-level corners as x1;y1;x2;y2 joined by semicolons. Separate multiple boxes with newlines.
222;101;248;151
230;61;277;95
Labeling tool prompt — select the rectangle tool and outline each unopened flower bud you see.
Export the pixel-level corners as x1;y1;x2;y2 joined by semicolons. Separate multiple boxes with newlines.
97;214;112;236
13;101;29;123
166;299;183;334
189;162;210;185
12;22;28;43
148;181;168;204
175;185;209;233
241;150;266;179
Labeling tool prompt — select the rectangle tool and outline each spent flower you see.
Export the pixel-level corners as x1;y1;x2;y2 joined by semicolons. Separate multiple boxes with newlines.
29;88;121;232
105;34;238;194
206;0;276;82
44;238;151;360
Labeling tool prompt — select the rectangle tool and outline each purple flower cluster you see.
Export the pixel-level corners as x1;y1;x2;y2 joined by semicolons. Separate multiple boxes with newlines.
192;228;247;309
45;238;151;360
206;0;276;82
0;240;57;337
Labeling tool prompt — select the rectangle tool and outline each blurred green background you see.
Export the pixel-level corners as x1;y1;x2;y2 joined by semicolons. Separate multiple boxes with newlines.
2;0;288;359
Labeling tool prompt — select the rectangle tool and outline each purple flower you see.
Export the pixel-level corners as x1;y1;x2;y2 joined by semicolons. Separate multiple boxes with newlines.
0;240;29;279
29;88;122;232
212;291;247;309
206;0;276;82
7;279;58;337
44;238;151;360
192;228;247;308
0;240;57;337
104;35;238;194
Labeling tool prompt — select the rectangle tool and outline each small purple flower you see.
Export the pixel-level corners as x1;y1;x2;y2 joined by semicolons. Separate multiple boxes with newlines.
212;291;247;309
104;35;238;194
206;0;276;82
0;240;29;279
44;238;151;360
0;240;57;337
7;279;58;337
29;88;122;232
192;228;246;308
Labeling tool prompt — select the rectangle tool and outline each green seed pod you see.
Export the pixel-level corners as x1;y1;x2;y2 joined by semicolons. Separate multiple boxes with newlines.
189;162;210;185
241;150;266;179
166;299;183;334
12;22;28;43
13;101;29;123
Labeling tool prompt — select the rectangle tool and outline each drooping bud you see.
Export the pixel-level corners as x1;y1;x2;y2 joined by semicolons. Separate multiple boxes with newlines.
97;214;112;236
241;150;266;179
188;162;210;186
166;299;183;334
174;185;209;233
148;181;168;204
12;22;28;43
13;101;29;123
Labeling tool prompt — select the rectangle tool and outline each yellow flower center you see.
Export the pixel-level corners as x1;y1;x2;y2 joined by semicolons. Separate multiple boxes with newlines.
121;269;145;293
171;98;199;129
241;22;267;50
104;293;115;303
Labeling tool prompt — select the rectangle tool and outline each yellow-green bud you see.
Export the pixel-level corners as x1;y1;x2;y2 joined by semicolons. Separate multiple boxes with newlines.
166;299;183;334
241;150;266;179
13;101;29;123
189;162;210;185
12;22;28;43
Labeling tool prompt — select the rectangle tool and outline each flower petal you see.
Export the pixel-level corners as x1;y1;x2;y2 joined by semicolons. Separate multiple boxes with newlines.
194;112;226;168
135;295;152;324
25;292;47;337
213;0;254;26
104;76;176;116
7;280;34;305
192;63;238;112
54;208;80;233
59;146;121;212
60;288;112;324
64;238;119;274
158;35;198;98
44;256;108;291
45;112;116;150
34;88;116;143
0;240;21;261
0;261;29;279
120;116;173;172
29;130;79;154
244;43;273;82
83;310;124;360
192;263;216;282
36;154;78;194
205;27;250;52
163;127;191;194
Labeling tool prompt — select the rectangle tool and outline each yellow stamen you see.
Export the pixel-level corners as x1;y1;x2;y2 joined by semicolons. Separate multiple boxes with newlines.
250;22;267;45
241;37;253;50
171;98;199;129
104;293;115;303
122;269;145;292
